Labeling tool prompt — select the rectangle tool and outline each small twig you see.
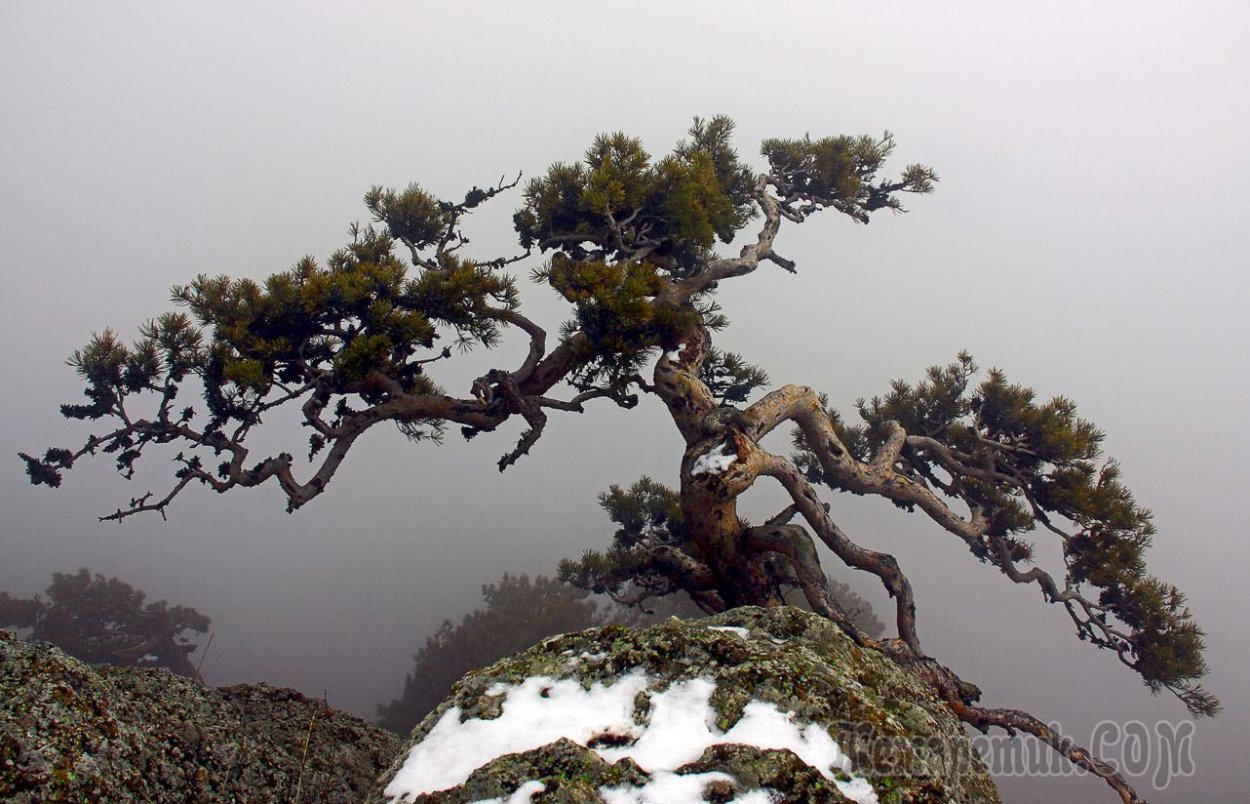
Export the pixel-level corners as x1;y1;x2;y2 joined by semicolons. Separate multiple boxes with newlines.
193;631;214;685
293;705;318;803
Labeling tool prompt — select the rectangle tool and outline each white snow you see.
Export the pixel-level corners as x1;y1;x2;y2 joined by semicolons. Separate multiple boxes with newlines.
600;771;740;803
707;626;750;639
690;442;737;476
664;342;686;362
734;790;783;803
384;673;649;799
383;671;878;804
471;780;546;803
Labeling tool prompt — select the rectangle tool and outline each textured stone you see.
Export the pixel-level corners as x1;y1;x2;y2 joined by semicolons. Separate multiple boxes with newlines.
0;629;399;802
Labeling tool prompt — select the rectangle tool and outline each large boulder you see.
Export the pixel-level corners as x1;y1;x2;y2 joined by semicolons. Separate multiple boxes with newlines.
378;606;999;803
0;629;399;802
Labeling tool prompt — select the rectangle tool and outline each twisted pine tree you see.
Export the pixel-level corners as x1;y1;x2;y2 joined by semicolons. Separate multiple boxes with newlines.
22;117;1213;802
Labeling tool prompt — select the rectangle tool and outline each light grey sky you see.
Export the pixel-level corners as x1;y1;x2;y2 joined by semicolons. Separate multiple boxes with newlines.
2;3;1248;801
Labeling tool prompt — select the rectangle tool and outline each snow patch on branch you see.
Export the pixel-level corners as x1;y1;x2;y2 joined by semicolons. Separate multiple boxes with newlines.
664;343;686;362
690;442;737;476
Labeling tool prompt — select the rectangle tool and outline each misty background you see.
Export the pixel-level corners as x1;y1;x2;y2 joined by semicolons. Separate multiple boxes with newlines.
2;4;1247;801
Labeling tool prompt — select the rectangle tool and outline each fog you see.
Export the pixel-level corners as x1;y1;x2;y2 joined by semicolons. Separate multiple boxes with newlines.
2;4;1248;801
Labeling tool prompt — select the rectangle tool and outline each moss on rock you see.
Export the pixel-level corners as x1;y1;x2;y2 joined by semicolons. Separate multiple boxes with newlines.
0;629;399;802
399;738;650;803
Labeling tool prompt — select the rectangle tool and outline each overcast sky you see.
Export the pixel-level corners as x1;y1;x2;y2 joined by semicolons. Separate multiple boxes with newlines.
2;4;1248;801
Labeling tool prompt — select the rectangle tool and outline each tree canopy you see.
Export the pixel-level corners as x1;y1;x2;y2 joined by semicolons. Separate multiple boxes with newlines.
0;568;210;678
23;116;1212;803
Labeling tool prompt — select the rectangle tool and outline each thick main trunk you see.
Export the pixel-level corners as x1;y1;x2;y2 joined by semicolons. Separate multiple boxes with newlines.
680;457;783;608
654;325;782;608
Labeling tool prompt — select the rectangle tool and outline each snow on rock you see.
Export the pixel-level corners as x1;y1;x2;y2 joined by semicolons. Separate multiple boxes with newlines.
690;442;737;476
472;779;547;803
598;677;875;803
600;771;753;804
376;606;1001;803
384;673;649;797
385;672;876;803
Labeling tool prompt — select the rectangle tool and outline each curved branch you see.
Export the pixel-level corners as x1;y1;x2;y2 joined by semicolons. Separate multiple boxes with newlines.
756;450;922;654
101;476;195;522
485;306;547;383
644;544;719;592
739;445;1148;802
756;383;991;544
743;522;861;634
667;177;791;303
956;703;1143;804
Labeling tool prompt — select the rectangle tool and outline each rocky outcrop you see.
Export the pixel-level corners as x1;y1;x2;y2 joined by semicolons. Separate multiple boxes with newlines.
0;629;399;802
378;606;999;803
3;606;1002;803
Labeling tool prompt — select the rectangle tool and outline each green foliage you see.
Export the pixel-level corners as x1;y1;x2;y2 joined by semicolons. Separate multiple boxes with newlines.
0;568;210;678
538;254;667;338
582;133;655;215
171;224;485;411
514;115;755;270
39;216;518;471
674;115;758;238
54;317;201;423
364;183;450;249
19;447;74;487
699;348;769;404
761;132;937;222
27;116;937;498
406;253;517;348
856;352;979;450
558;476;691;599
532;253;706;390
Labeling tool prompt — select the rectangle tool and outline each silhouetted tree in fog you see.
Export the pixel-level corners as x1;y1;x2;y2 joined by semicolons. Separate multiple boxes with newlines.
0;568;210;678
378;573;605;734
24;116;1214;802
